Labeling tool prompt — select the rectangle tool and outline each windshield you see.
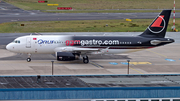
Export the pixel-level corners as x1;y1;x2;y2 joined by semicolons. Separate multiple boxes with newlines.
13;40;20;43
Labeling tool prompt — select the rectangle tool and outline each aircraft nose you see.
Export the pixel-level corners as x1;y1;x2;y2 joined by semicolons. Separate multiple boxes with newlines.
6;43;12;51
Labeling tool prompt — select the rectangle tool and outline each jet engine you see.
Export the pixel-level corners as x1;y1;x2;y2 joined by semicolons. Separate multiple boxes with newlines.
56;52;80;61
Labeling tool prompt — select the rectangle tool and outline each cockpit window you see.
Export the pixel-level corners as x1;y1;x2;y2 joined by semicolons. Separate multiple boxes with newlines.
13;40;20;43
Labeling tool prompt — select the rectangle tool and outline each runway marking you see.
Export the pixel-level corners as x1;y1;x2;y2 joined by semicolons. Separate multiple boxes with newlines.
147;50;167;58
109;62;118;65
165;59;175;62
11;20;18;22
120;62;151;65
120;62;128;65
90;62;103;68
130;62;151;65
129;67;144;74
124;13;137;18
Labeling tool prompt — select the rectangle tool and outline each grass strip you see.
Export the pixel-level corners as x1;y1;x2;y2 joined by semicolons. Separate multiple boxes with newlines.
0;18;179;33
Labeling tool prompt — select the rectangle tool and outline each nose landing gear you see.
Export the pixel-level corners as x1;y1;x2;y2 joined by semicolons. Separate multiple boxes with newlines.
27;58;31;62
27;53;31;62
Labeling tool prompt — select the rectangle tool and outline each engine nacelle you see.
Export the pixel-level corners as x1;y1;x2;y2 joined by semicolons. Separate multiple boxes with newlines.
56;52;79;61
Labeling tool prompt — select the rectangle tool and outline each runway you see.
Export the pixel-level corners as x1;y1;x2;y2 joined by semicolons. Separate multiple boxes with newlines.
0;32;180;75
0;0;180;24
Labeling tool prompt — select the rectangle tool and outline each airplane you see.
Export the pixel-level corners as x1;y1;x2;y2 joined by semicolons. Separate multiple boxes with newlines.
6;10;174;64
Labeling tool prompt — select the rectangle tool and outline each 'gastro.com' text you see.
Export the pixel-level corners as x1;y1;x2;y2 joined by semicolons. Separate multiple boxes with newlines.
65;39;119;46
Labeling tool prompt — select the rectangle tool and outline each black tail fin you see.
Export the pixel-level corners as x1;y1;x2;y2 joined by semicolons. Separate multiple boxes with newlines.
140;10;171;38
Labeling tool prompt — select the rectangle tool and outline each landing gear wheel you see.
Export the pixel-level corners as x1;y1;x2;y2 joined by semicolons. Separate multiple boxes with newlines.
27;53;31;62
83;56;89;64
27;58;31;62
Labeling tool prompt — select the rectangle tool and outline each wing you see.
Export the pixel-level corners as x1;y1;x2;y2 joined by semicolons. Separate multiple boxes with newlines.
54;47;101;54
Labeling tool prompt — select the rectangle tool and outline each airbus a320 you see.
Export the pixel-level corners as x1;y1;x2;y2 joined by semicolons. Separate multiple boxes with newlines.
6;10;174;63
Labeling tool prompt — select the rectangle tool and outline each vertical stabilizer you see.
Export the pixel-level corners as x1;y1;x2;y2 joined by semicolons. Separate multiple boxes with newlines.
140;10;171;38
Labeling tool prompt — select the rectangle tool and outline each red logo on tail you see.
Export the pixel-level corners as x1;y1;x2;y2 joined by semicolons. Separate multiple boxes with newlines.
151;15;164;28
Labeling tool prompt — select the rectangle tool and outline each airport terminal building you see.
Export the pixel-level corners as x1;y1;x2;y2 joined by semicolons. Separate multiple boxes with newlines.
0;74;180;100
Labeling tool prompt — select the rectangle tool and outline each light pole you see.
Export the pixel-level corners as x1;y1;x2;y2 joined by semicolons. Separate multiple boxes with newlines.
127;60;130;74
51;61;54;75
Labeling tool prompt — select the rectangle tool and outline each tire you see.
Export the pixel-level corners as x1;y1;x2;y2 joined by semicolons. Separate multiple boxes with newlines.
27;58;31;62
83;56;89;64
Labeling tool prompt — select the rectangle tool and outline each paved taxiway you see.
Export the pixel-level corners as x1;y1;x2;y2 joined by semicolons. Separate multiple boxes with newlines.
1;0;180;24
0;32;179;75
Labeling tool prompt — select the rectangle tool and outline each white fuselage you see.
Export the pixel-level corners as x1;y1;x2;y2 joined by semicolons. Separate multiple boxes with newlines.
6;35;143;55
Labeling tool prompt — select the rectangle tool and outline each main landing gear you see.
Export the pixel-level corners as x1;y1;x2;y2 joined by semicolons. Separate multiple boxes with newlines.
27;53;31;62
83;56;89;64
